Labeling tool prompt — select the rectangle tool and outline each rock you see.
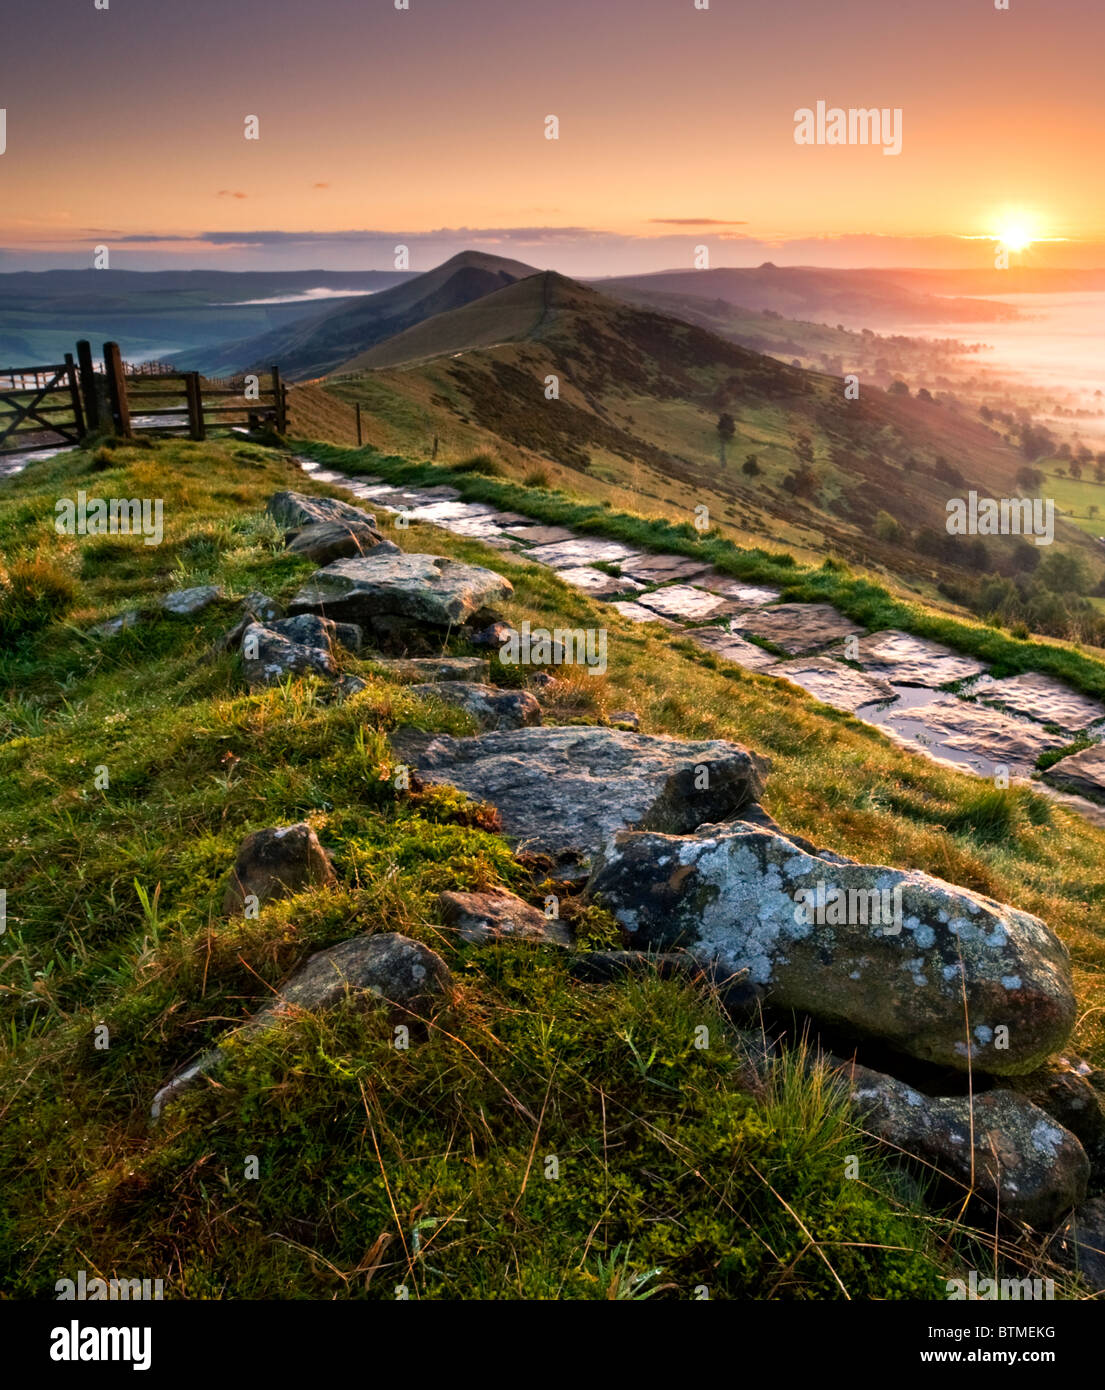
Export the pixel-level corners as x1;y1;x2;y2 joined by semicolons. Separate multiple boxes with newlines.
569;950;703;983
152;932;449;1118
286;518;397;565
410;726;766;876
503;524;577;545
555;566;645;599
971;672;1105;734
240;591;285;622
610;601;680;628
608;709;639;730
685;627;779;670
372;656;490;683
469;621;516;649
263;932;451;1022
222;822;337;915
587;820;1076;1075
1001;1057;1105;1181
408;681;541;730
695;577;781;605
768;659;898;712
893;698;1064;766
268;613;363;653
288;552;513;633
91;609;141;637
161;585;223;617
240;621;337;688
439;889;570;945
637;586;738;623
529;671;561;692
1043;744;1105;802
526;538;642;569
832;1057;1088;1228
733;603;865;656
267;489;377;533
844;630;988;686
1053;1198;1105;1290
619;555;715;584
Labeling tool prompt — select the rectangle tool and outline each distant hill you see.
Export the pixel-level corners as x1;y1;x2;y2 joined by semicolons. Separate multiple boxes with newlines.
590;265;1021;329
184;251;542;380
0;268;412;366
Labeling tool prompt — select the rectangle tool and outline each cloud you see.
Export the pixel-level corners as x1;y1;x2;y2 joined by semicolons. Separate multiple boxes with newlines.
312;182;330;189
217;190;248;200
648;218;748;226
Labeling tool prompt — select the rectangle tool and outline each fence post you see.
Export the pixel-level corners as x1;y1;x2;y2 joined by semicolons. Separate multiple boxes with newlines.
75;340;103;433
355;402;363;446
271;365;287;434
64;353;86;440
103;342;132;438
185;372;206;441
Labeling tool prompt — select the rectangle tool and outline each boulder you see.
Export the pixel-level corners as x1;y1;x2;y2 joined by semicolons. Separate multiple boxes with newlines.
263;932;451;1022
587;820;1075;1075
240;591;285;622
152;933;449;1118
240;621;336;688
832;1057;1088;1228
408;681;541;730
286;519;397;566
268;613;363;653
1053;1198;1105;1291
288;552;513;633
439;888;570;946
267;490;377;533
161;585;223;617
91;609;141;638
410;726;766;876
372;656;490;683
222;822;337;915
1043;745;1105;803
1001;1056;1105;1183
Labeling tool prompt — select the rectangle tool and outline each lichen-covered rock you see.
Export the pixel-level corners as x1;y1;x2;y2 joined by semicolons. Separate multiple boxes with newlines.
439;889;570;946
408;681;541;730
288;552;513;633
240;591;285;622
1053;1197;1105;1291
831;1057;1088;1228
587;821;1075;1075
161;585;223;617
222;822;337;915
268;613;363;653
1001;1056;1105;1184
410;726;767;876
286;518;397;566
240;620;337;688
267;490;377;533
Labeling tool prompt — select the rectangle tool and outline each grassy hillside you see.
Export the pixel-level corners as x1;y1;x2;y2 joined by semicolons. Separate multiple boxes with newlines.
308;273;1105;635
1;437;1103;1298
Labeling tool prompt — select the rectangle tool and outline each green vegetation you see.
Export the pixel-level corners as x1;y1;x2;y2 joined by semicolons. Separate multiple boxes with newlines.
2;437;1101;1299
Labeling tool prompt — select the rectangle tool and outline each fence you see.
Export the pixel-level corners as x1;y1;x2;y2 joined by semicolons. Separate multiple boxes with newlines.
0;341;288;457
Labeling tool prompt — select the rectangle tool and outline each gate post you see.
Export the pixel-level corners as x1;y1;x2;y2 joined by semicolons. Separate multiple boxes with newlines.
185;373;206;441
64;353;86;439
271;365;287;434
75;340;104;434
103;342;132;438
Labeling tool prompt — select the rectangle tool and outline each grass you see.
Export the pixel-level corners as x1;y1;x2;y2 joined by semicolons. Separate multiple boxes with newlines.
1;436;1101;1300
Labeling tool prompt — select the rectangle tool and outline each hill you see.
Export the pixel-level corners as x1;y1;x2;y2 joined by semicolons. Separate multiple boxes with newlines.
182;251;541;380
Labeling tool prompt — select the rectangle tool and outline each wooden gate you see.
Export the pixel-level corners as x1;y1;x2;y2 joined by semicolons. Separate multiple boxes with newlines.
0;356;85;457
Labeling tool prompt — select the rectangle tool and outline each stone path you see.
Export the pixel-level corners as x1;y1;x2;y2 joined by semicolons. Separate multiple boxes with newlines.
292;457;1105;822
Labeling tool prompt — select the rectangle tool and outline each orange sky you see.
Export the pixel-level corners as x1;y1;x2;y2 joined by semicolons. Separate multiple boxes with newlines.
2;0;1103;272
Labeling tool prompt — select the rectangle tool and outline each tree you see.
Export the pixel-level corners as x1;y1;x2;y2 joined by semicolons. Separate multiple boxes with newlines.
741;454;761;477
716;412;735;465
888;380;910;396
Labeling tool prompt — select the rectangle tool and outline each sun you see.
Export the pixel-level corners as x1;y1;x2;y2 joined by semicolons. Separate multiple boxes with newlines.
996;221;1034;253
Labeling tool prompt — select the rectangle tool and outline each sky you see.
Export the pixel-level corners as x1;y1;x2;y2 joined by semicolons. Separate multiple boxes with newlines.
2;0;1104;275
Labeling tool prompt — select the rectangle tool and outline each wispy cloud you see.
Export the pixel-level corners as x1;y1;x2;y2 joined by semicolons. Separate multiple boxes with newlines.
648;218;748;226
216;190;248;200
